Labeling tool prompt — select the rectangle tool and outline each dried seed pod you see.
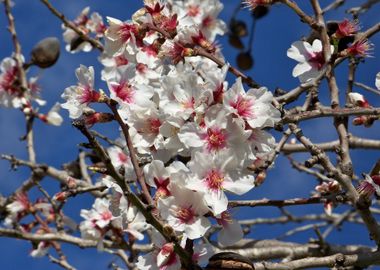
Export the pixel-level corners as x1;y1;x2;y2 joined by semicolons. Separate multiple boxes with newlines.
252;6;270;19
237;51;254;70
228;34;245;49
27;37;60;69
206;252;254;270
229;19;248;37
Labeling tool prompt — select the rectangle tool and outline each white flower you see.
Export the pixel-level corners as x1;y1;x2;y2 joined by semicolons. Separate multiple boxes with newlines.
376;72;380;90
187;151;255;215
216;211;243;246
104;17;137;56
136;229;181;270
62;7;92;53
347;92;369;107
79;198;116;240
287;39;334;82
61;65;101;119
30;242;50;258
224;78;280;129
158;184;210;239
40;103;63;126
106;65;155;109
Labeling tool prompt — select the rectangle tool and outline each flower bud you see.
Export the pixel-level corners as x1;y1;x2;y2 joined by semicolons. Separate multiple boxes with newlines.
83;112;114;126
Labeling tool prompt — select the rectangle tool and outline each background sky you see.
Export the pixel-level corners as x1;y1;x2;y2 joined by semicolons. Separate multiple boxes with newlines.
0;0;380;269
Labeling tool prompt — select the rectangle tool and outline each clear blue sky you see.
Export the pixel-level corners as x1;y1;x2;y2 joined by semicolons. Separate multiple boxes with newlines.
0;0;380;269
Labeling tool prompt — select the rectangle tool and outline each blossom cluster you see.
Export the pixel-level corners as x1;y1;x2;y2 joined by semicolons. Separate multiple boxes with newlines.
60;0;280;268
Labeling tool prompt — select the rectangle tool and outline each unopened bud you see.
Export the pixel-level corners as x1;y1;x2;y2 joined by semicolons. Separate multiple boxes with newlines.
255;171;266;186
28;37;60;69
53;191;68;202
83;112;114;126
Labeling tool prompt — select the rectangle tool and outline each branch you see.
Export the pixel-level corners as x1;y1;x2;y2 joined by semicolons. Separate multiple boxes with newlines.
282;136;380;153
39;0;104;51
254;251;380;269
289;123;380;246
282;106;380;124
228;196;346;208
107;101;153;205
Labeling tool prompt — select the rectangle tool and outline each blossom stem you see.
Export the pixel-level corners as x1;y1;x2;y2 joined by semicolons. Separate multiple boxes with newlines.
107;100;154;206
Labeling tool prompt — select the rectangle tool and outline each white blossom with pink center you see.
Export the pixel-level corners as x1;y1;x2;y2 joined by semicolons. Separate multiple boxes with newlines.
128;105;165;153
160;66;213;120
136;229;181;270
0;57;44;108
172;0;226;42
4;192;30;226
144;160;189;198
104;17;137;56
158;184;210;239
107;144;136;179
187;151;255;215
122;205;150;241
178;104;253;162
224;78;281;129
87;12;106;38
61;65;102;119
215;211;244;246
62;7;93;53
287;39;334;83
106;65;155;110
79;198;119;240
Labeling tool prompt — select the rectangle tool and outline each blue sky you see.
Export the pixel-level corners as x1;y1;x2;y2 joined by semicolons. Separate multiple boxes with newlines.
0;0;380;269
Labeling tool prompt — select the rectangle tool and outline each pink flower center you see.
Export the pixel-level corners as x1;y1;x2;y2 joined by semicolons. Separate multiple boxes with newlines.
230;95;254;118
202;16;213;28
136;63;147;74
118;23;136;42
79;86;100;104
307;51;325;70
205;169;224;191
187;5;200;17
205;128;227;152
182;97;195;109
176;206;195;224
100;210;113;222
118;152;128;163
336;19;358;38
216;211;233;227
114;55;129;66
112;82;134;103
149;118;162;134
347;39;372;57
154;177;171;197
158;243;177;267
0;67;19;95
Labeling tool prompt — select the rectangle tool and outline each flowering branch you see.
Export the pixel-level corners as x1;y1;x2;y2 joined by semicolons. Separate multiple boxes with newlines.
107;100;154;206
39;0;104;51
